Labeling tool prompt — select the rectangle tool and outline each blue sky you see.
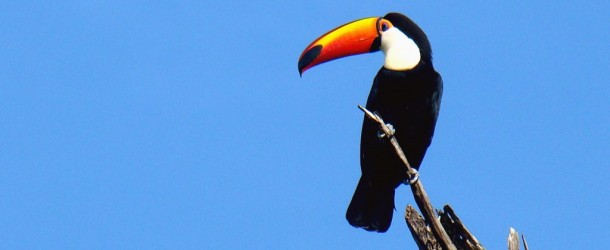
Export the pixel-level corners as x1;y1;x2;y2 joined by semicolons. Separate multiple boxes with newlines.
1;1;609;249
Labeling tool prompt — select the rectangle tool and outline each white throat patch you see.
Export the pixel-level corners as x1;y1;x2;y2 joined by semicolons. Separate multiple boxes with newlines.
380;27;421;71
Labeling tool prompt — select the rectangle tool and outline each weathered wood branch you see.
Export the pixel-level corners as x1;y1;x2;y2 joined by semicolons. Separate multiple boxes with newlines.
358;105;456;250
508;228;519;250
358;105;528;250
439;205;484;250
406;205;441;250
508;228;529;250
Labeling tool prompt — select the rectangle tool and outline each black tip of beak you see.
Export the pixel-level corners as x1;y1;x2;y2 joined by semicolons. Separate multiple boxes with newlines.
298;45;322;76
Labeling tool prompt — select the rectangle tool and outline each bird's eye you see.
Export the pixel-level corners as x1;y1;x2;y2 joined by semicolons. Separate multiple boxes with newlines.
381;23;389;32
379;20;392;32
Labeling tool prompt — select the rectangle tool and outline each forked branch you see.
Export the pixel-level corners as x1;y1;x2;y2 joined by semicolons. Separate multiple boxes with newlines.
358;105;528;250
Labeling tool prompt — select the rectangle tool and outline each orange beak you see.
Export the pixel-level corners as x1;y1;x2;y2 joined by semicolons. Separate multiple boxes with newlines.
298;17;388;75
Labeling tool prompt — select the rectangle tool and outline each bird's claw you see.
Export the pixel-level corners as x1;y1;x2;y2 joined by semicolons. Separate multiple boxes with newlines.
377;123;396;139
403;169;419;185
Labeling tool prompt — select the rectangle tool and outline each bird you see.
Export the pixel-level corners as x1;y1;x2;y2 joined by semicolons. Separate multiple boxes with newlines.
298;12;443;232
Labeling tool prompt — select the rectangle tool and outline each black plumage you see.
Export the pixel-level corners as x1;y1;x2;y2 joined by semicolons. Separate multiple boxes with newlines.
345;13;443;232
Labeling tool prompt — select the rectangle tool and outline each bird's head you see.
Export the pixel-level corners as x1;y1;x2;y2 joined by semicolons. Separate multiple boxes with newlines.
298;13;431;75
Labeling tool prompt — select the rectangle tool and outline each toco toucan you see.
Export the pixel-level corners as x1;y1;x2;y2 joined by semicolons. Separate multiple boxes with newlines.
298;12;443;232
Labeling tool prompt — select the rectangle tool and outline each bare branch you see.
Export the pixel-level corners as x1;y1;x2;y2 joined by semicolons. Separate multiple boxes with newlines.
508;228;520;250
439;205;484;250
358;105;456;250
406;205;442;250
357;105;418;180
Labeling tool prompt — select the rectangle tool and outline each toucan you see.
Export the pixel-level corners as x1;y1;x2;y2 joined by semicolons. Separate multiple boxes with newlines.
298;13;443;232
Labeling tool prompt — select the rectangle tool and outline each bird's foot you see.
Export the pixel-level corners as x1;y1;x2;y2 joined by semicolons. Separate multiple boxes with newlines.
403;169;419;185
377;123;395;139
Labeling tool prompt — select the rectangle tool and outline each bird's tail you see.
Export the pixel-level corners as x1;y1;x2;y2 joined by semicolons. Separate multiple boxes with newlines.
345;177;395;232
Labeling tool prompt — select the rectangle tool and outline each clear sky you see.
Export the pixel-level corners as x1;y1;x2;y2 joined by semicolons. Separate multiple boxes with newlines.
1;1;609;249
